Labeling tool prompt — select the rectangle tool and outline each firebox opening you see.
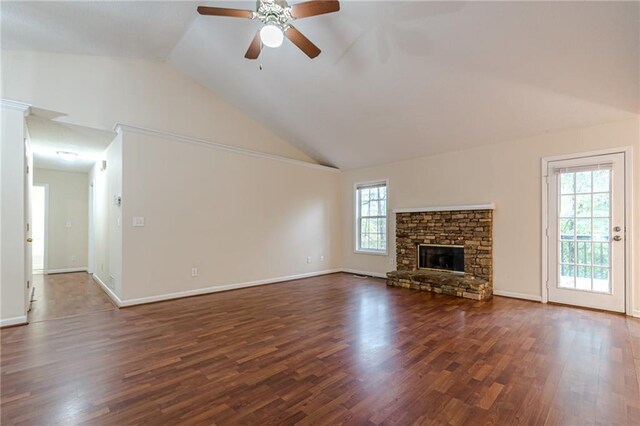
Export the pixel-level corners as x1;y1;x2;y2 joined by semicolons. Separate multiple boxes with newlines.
418;244;464;274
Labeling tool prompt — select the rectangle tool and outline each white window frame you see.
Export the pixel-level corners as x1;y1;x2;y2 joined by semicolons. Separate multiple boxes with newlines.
354;179;389;255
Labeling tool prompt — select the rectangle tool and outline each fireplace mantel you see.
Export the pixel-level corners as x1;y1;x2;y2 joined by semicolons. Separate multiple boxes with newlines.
392;203;495;213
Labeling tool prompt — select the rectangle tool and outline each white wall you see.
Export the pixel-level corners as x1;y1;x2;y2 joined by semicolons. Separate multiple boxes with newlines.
341;118;640;310
119;128;341;302
33;168;88;272
89;135;123;297
1;50;315;163
1;103;28;326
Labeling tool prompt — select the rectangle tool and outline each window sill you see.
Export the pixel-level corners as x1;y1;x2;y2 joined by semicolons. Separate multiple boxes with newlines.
355;249;388;256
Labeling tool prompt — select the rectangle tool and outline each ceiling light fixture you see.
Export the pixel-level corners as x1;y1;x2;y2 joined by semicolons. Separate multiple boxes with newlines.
57;151;78;162
260;24;284;48
197;1;340;59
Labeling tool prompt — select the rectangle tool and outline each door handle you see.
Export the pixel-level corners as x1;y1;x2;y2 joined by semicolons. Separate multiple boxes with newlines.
26;238;33;243
613;235;622;242
613;226;622;232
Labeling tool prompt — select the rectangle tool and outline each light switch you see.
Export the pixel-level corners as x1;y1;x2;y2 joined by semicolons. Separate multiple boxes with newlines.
66;221;72;228
132;217;145;227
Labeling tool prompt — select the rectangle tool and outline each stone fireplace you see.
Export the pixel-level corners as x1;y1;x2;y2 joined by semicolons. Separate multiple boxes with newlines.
386;205;494;300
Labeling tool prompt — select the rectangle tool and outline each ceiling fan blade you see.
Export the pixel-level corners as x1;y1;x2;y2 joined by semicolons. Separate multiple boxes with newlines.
197;6;254;18
285;26;321;58
245;30;262;60
289;1;340;19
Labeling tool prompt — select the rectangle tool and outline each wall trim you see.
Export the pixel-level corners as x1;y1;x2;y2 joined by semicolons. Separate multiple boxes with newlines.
633;310;640;318
0;316;28;328
47;267;88;274
92;274;123;307
341;268;388;279
118;269;342;307
493;290;543;302
393;203;495;213
1;98;31;113
114;123;340;174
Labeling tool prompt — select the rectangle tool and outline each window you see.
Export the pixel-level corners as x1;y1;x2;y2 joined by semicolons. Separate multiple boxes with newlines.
355;181;388;254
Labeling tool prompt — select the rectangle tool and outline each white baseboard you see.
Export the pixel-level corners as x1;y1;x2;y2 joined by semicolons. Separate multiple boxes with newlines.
0;316;28;328
493;290;542;302
118;269;342;307
633;310;640;318
341;268;388;279
47;267;87;274
91;274;123;307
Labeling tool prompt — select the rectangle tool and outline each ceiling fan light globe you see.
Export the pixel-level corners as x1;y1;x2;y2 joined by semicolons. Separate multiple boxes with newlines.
260;24;284;48
56;151;78;162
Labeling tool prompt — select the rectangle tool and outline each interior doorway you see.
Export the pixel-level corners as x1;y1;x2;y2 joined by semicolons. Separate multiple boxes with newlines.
25;112;117;322
32;184;47;274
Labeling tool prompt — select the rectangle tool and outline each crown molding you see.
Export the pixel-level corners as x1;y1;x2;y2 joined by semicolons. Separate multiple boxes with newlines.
1;99;31;115
393;203;495;213
113;123;340;174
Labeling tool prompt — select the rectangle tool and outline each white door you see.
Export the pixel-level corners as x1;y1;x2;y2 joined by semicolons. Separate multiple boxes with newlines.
547;153;626;312
32;185;47;273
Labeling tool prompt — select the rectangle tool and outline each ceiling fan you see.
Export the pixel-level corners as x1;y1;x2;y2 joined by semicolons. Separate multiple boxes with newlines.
197;0;340;59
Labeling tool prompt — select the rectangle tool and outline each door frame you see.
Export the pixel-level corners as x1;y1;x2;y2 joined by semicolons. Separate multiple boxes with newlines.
24;135;33;313
32;182;49;274
541;146;634;315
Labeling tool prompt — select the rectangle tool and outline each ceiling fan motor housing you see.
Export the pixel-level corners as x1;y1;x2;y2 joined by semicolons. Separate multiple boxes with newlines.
256;0;292;29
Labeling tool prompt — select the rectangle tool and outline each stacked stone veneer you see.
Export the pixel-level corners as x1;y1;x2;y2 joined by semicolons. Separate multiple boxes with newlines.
387;209;493;300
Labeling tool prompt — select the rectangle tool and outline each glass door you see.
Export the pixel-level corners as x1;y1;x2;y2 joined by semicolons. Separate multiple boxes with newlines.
547;153;625;312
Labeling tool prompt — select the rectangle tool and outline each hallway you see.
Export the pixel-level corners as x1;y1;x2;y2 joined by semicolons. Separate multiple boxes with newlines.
29;272;115;322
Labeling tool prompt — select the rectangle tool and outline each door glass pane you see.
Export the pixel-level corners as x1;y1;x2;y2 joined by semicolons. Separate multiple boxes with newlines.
592;193;610;217
559;264;575;288
576;218;591;240
560;241;575;264
593;218;610;242
556;169;612;294
575;171;591;193
576;266;592;290
592;268;610;293
560;219;575;240
593;170;610;192
592;242;609;267
576;242;591;265
560;173;575;194
560;195;575;217
576;194;591;217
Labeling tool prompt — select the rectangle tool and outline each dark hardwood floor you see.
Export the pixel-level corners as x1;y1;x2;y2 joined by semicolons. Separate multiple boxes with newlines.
29;272;116;322
2;273;639;425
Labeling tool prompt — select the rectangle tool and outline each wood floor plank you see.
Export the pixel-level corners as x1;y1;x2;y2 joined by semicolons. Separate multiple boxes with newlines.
2;273;640;424
29;272;116;322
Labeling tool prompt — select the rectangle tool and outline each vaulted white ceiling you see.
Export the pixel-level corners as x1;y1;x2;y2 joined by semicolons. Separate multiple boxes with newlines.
2;1;638;169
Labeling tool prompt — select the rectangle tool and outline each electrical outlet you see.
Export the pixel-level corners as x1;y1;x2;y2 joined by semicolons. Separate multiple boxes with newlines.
306;256;312;264
71;255;77;262
191;267;198;277
320;255;325;262
66;221;72;228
